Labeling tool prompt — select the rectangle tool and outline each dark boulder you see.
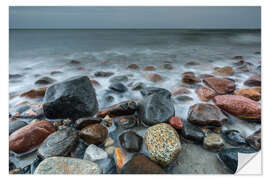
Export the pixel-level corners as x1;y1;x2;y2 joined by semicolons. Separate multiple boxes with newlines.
181;123;205;144
246;129;261;151
222;130;246;146
138;87;175;126
120;154;165;174
109;83;128;93
119;131;143;152
217;148;256;173
43;76;98;120
115;116;137;129
187;103;228;127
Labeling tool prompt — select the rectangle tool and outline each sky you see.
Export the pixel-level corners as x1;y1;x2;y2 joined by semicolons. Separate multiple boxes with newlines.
9;6;261;29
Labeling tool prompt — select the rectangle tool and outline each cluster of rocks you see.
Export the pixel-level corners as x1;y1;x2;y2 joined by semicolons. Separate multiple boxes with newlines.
9;58;261;174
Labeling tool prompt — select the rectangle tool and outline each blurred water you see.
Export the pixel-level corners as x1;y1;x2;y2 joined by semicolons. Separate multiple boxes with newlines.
9;29;261;174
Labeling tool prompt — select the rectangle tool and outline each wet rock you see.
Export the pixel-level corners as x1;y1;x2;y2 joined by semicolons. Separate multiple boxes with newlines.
145;73;164;82
175;95;193;103
213;95;261;120
91;80;101;86
94;71;114;77
222;130;246;146
213;66;234;76
251;86;261;94
187;103;228;127
233;60;245;66
13;104;44;119
172;88;191;96
50;71;62;75
52;120;63;129
38;127;78;158
127;64;140;70
140;87;171;97
203;77;236;95
34;157;102;174
74;117;101;130
69;60;80;64
79;123;108;145
119;131;142;152
132;82;146;91
43;76;98;120
116;116;137;129
9;120;27;135
143;65;156;71
9;120;56;154
84;144;108;162
237;64;250;72
104;95;114;103
217;148;256;173
160;63;173;70
181;123;205;143
35;77;55;85
114;148;127;171
169;116;183;130
70;140;88;159
232;56;244;60
144;123;181;167
196;86;216;102
234;88;261;101
244;74;261;86
120;154;165;174
109;82;128;93
138;88;175;126
97;100;137;118
182;72;200;84
20;87;47;99
105;146;116;156
102;115;113;127
109;75;128;83
9;74;23;79
62;119;72;126
246;129;261;151
203;133;224;150
185;61;200;66
199;74;214;80
104;137;114;147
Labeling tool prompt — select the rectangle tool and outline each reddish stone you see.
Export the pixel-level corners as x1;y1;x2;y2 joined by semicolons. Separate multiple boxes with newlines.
213;66;234;76
196;86;216;102
244;74;261;87
143;65;156;71
20;87;47;99
79;123;108;145
203;77;235;95
169;117;183;130
213;95;261;120
234;88;261;101
182;72;200;84
145;73;163;82
9;120;56;154
127;64;140;70
172;88;191;96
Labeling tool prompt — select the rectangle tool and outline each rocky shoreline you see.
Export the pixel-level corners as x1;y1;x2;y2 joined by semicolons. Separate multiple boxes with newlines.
9;55;261;174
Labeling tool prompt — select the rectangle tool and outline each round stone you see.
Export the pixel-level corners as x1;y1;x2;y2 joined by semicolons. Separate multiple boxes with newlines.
38;127;78;158
119;131;142;152
203;133;224;150
79;123;108;145
144;123;181;167
34;157;102;174
83;144;108;162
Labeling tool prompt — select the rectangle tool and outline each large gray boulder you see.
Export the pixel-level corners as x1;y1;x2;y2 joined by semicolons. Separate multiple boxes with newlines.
43;76;98;120
138;87;175;126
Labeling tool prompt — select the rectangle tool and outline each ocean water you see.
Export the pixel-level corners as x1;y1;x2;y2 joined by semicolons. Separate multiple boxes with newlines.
9;29;261;174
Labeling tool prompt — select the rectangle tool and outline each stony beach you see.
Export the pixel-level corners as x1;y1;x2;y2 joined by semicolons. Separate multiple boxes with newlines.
9;29;261;174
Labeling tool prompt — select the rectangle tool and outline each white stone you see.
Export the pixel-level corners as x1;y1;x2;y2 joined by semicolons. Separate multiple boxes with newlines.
84;144;108;162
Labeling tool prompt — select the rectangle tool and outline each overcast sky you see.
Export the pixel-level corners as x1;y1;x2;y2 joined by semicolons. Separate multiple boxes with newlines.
9;6;261;29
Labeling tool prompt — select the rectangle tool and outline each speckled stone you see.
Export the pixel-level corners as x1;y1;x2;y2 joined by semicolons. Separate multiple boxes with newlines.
144;123;181;167
34;157;102;174
203;133;224;150
38;127;79;158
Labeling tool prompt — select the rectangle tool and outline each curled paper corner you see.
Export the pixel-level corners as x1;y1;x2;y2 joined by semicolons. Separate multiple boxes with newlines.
236;151;262;175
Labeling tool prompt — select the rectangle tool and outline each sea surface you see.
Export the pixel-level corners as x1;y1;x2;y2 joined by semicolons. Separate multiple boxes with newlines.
9;29;261;174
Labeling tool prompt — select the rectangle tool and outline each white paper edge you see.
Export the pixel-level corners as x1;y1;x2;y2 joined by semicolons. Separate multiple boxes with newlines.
236;151;262;175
